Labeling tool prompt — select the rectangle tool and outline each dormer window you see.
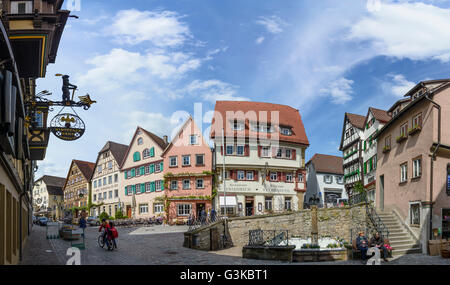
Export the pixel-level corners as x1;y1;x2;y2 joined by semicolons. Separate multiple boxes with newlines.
280;127;292;136
412;89;423;101
137;137;143;145
11;1;33;14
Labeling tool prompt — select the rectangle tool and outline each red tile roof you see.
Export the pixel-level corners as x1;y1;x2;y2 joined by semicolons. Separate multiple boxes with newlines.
73;160;95;181
306;154;343;175
346;113;365;129
210;101;309;145
369;107;391;124
99;141;129;165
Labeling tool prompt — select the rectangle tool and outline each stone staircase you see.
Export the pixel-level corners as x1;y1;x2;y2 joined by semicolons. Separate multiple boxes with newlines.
378;212;421;256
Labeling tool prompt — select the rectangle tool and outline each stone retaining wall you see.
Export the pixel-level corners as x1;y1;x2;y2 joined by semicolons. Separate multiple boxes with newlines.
184;203;368;250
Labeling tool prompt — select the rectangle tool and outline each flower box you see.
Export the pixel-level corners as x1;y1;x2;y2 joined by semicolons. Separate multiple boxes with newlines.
382;145;391;153
396;134;407;143
408;125;422;136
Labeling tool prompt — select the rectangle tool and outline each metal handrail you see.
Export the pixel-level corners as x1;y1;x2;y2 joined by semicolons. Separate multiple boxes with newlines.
187;215;225;232
247;229;289;247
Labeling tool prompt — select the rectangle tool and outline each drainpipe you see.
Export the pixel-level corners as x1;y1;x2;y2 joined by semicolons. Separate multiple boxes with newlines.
424;90;441;242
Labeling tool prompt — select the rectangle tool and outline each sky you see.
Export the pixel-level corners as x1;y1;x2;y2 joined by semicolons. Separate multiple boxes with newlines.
35;0;450;179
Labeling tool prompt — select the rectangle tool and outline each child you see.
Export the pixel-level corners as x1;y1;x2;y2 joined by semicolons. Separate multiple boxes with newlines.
109;221;118;249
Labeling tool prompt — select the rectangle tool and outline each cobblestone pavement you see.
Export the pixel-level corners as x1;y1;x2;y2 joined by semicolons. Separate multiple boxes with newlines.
20;224;450;265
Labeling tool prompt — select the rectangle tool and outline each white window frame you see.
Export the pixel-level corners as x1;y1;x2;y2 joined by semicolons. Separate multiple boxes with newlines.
270;172;277;181
246;171;254;181
401;163;408;183
236;145;245;156
170;180;178;190
154;203;164;214
413;158;421;178
170;156;178;167
324;175;332;184
178;204;192;216
182;155;191;166
155;180;162;191
183;179;190;190
196;179;204;189
298;173;304;182
226;145;234;155
190;135;198;145
286;173;293;182
237;171;245;180
285;149;292;159
261;147;270;157
139;204;149;214
137;137;143;145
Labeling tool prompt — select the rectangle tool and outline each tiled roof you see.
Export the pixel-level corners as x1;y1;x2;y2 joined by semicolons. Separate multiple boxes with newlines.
210;101;309;145
73;160;95;181
141;129;168;150
46;185;63;196
36;175;66;188
99;141;129;165
346;113;365;129
307;154;343;175
369;107;391;124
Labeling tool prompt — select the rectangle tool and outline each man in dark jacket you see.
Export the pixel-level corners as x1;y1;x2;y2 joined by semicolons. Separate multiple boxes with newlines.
370;232;389;262
356;231;369;261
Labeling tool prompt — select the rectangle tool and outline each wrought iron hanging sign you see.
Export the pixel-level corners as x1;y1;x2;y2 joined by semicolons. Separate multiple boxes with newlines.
50;112;85;141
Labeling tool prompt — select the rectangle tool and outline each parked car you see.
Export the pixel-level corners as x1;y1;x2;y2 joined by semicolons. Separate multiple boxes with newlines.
37;217;48;226
87;216;100;226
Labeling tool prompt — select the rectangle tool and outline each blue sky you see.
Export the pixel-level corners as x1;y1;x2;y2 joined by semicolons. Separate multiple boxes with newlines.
36;0;450;178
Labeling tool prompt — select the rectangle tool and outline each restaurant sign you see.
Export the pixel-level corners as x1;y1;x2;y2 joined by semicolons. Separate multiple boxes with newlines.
49;113;85;141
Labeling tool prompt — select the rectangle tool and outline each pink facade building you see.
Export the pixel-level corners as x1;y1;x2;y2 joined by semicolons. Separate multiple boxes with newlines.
162;117;213;225
374;79;450;253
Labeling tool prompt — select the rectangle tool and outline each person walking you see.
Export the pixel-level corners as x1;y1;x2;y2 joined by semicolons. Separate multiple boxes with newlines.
210;208;216;222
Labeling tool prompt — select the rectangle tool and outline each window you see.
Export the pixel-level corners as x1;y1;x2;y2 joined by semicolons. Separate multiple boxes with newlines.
196;154;205;166
281;127;292;136
410;203;420;225
171;180;178;190
94;180;97;188
324;175;332;184
270;172;277;181
285;149;292;159
139;204;149;214
400;123;408;137
114;189;118;198
170;156;177;167
133;151;141;162
190;135;198;145
276;148;282;158
237;171;245;180
413;113;422;128
108;191;112;199
114;174;118;183
108;176;112;184
145;165;150;174
11;1;32;14
182;155;191;166
183;179;190;189
232;121;244;131
97;165;102;173
178;204;192;216
413;158;422;178
261;147;270;157
400;163;408;183
154;204;164;214
103;177;107;185
108;161;112;169
155;180;162;191
285;198;292;211
237;145;245;156
196;179;204;189
155;163;161;172
137;137;143;145
286;173;293;182
103;192;107;200
336;176;344;184
298;173;304;182
143;149;150;158
246;171;254;181
226;145;234;155
145;182;151;192
98;179;102;187
265;197;273;211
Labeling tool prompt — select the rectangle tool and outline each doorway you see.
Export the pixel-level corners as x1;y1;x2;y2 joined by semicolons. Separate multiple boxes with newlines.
126;205;131;218
196;203;205;218
379;175;384;211
245;196;254;216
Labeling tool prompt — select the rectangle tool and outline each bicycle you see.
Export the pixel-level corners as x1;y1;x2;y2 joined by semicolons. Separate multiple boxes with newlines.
98;231;112;250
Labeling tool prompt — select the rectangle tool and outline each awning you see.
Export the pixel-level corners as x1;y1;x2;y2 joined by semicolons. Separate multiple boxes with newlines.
219;196;237;207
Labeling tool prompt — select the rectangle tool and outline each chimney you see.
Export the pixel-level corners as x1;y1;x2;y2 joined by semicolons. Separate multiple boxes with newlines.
163;135;168;144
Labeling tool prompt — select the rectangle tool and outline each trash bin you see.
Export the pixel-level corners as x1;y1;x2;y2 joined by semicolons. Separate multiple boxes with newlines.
428;240;440;256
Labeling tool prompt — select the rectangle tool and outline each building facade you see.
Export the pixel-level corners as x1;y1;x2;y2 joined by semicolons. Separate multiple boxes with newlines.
32;175;65;219
210;101;309;217
0;0;70;265
305;154;346;208
63;160;95;220
162;117;213;225
339;113;365;198
374;79;450;253
90;141;128;218
120;127;168;219
361;108;390;202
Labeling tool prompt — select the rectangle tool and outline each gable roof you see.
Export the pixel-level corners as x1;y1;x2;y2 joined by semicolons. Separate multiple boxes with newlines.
346;113;365;130
210;101;309;146
306;154;343;175
369;107;391;124
73;160;95;181
119;126;169;169
98;141;129;165
35;175;66;188
46;185;64;196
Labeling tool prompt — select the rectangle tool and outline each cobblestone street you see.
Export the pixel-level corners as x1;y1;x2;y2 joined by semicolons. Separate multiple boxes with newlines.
20;224;450;265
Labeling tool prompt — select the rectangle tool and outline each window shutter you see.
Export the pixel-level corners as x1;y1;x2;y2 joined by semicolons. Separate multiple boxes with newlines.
364;141;366;151
124;172;128;179
131;185;135;194
221;146;223;155
125;187;128;196
369;159;373;171
161;180;164;190
245;145;249;156
150;147;155;157
291;149;296;160
254;171;258;181
277;172;281;182
140;166;145;175
151;182;156;192
364;162;367;174
150;164;155;173
141;183;145;193
160;162;163;171
258;146;261;157
131;168;135;177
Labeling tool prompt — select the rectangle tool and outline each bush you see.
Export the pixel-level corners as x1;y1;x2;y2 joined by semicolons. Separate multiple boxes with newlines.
115;211;126;219
99;212;109;222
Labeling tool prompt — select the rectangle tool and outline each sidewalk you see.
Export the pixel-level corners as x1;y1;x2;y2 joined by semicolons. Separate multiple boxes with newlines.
20;225;64;265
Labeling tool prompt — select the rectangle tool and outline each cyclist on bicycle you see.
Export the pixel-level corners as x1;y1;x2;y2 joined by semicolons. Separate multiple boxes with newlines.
99;219;111;249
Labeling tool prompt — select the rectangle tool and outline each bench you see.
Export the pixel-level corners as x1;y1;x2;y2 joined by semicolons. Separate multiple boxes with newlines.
351;238;392;260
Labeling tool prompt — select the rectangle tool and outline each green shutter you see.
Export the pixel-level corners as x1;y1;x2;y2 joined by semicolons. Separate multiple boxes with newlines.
150;164;155;174
369;159;373;171
131;185;136;194
150;147;155;157
133;152;141;162
364;141;366;151
151;182;155;192
364;162;367;174
141;183;145;193
125;187;128;195
124;172;128;179
161;180;164;190
131;168;135;177
160;162;163;171
140;166;145;175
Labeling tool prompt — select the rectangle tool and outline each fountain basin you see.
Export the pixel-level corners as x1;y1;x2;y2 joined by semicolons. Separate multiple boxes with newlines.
281;238;348;262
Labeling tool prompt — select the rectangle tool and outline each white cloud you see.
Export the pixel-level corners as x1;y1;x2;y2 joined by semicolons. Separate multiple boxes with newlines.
109;9;191;47
319;78;354;104
255;36;265;45
185;80;249;102
255;15;288;34
349;1;450;61
382;74;416;97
